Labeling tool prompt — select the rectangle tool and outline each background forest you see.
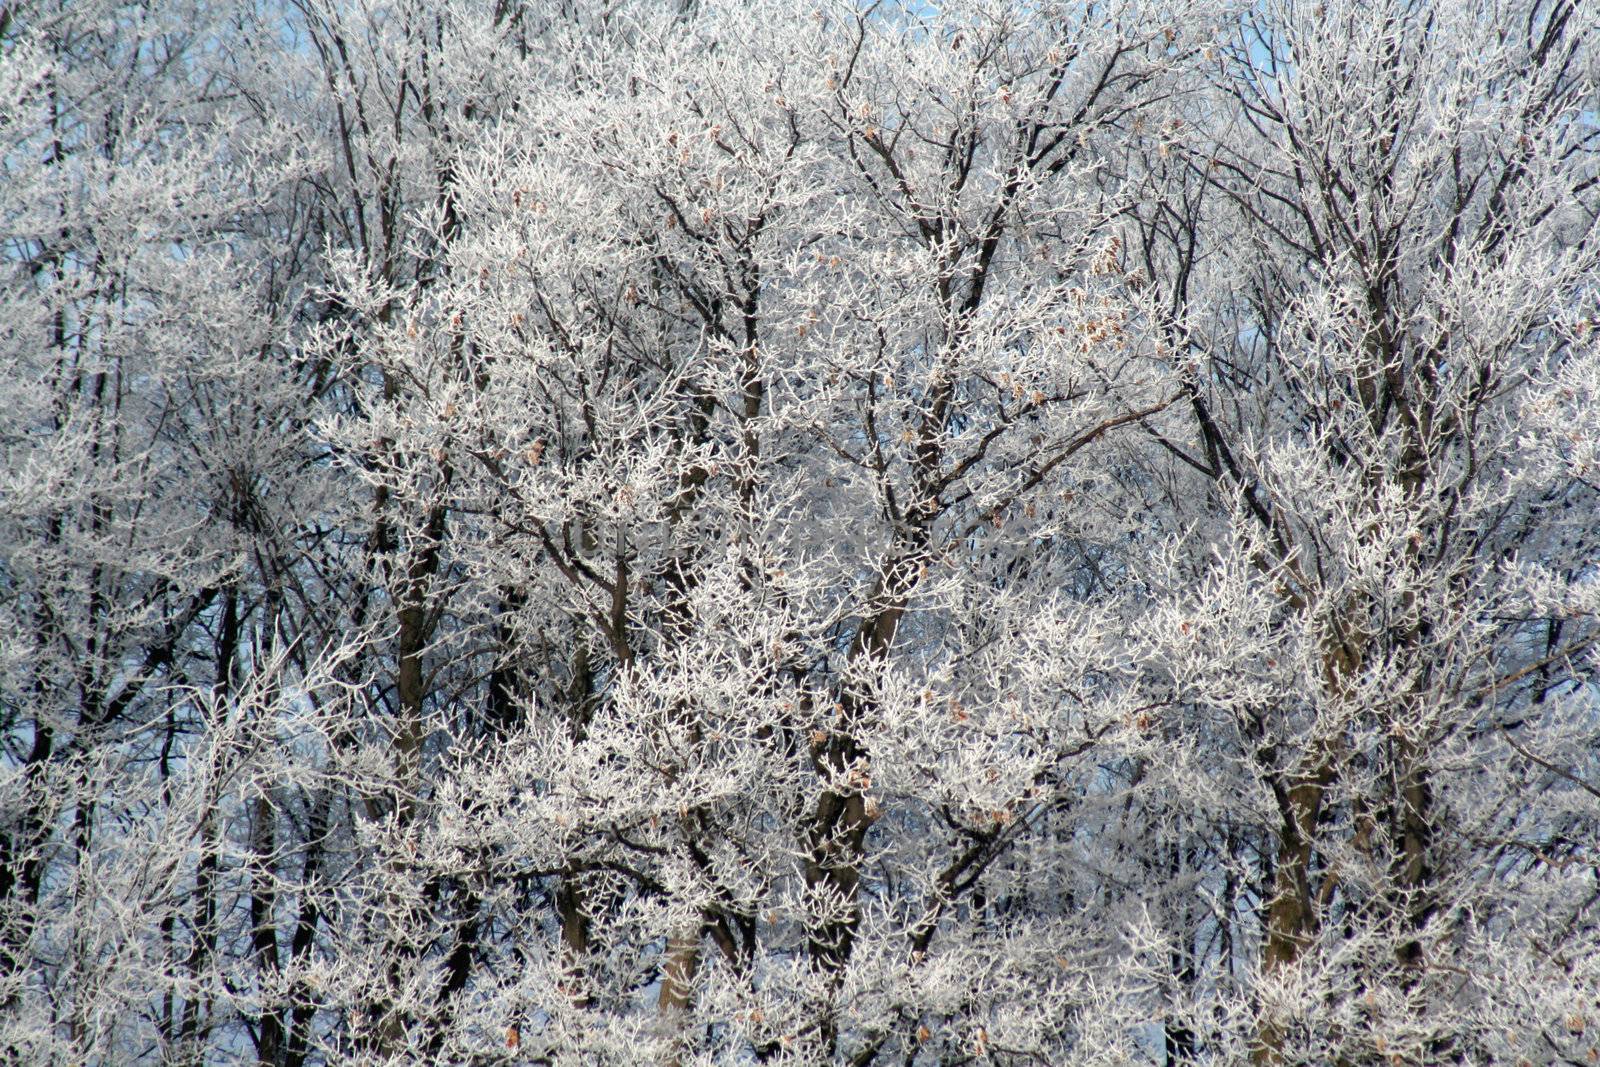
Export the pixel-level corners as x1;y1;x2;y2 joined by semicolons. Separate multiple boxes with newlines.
3;0;1599;1063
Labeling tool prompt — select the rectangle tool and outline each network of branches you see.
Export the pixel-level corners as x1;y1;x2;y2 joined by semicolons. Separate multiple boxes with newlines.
2;0;1598;1063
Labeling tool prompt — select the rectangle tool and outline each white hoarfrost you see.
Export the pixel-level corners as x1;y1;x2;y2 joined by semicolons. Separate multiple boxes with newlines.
1;0;1596;1063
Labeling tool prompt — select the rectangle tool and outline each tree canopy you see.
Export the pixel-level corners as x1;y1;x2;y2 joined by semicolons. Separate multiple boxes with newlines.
2;0;1598;1063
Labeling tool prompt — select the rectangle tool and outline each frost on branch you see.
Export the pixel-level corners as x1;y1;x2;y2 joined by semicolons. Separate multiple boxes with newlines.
2;0;1597;1063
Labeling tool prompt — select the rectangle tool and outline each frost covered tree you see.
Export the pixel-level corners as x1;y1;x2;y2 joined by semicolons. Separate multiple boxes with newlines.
2;0;1597;1064
1114;1;1600;1060
0;0;340;1059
